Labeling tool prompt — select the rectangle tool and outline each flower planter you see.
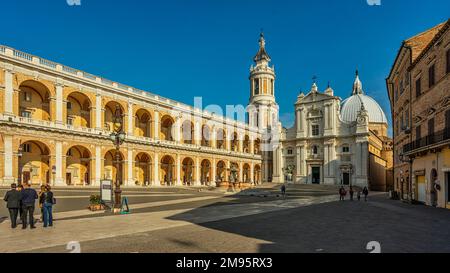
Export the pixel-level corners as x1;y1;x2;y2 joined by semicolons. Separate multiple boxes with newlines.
88;204;105;211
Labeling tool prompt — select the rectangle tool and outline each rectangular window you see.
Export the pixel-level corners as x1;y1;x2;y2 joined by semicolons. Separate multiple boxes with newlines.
21;111;31;118
287;149;293;155
23;92;31;102
67;101;72;110
416;125;421;141
416;78;421;98
343;146;350;153
446;110;450;129
429;64;435;88
312;125;319;136
23;144;31;153
428;118;435;136
447;49;450;74
67;117;74;126
254;79;259;95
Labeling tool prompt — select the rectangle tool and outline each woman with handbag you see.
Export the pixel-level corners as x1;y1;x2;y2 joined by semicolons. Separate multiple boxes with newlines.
39;185;55;228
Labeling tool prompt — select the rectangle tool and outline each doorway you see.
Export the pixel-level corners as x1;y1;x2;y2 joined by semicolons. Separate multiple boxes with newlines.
416;175;426;203
66;173;72;186
343;173;350;186
312;167;321;184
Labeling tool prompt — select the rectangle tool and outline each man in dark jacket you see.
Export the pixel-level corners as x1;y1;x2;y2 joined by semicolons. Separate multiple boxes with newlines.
3;184;22;228
21;183;38;229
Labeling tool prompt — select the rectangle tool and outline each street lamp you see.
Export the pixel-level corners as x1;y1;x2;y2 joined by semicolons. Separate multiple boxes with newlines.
17;143;23;186
110;106;126;210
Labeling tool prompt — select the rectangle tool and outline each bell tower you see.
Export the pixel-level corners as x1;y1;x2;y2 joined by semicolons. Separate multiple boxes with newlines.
247;32;282;183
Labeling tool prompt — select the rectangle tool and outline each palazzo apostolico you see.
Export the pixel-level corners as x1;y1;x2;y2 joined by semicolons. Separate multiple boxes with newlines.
0;34;391;189
0;34;285;188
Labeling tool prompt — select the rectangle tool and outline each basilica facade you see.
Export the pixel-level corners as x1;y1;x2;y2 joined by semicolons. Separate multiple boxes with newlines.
278;73;393;190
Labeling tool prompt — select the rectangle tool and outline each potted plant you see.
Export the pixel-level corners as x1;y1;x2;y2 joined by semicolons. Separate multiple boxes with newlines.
88;194;104;211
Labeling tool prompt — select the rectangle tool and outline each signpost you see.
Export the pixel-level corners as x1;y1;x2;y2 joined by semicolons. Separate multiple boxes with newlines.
100;180;113;210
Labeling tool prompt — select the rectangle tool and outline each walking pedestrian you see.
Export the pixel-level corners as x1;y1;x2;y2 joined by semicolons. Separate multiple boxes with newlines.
349;186;354;201
21;183;38;229
3;184;22;229
17;185;24;223
38;185;46;223
363;187;369;202
339;186;346;201
39;185;55;228
357;191;361;201
281;184;286;198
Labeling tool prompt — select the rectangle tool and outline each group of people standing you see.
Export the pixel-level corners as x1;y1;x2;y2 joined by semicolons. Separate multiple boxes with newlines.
339;186;369;202
3;183;55;229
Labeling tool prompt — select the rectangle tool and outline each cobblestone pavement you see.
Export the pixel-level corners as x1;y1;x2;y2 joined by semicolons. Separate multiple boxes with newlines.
10;192;450;253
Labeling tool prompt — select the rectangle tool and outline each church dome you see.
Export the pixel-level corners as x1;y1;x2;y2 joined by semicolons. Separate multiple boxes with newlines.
340;71;388;124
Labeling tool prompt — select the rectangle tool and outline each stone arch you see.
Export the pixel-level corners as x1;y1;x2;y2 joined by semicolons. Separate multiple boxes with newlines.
254;164;262;185
231;132;239;152
216;160;227;182
18;80;52;122
182;120;194;144
104;101;125;132
19;140;51;185
104;149;125;185
243;135;250;153
160;155;175;186
135;108;153;138
135;152;152;186
160;115;175;141
201;125;211;147
66;145;93;186
216;128;226;150
200;159;212;186
66;91;93;128
181;157;195;186
254;138;261;155
243;163;251;183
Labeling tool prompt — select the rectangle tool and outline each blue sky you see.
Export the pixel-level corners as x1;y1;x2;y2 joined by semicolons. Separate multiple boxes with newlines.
1;0;449;134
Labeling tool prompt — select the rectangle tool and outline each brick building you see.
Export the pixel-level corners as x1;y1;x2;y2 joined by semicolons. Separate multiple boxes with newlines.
387;19;450;209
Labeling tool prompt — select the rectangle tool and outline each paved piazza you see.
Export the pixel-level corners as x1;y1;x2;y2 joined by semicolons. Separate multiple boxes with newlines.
1;184;449;253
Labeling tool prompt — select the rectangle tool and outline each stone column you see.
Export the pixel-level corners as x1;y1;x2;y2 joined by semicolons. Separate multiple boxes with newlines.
55;82;64;124
95;94;102;130
195;157;200;185
211;128;217;149
127;103;134;136
301;145;307;177
127;149;133;186
4;69;14;116
212;158;217;183
250;163;255;184
3;135;14;184
176;154;181;186
55;141;64;186
153;153;159;186
239;162;243;182
250;135;255;154
95;145;102;186
153;110;160;140
296;146;302;180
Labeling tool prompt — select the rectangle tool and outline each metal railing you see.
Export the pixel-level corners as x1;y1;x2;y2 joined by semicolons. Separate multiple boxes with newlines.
403;127;450;153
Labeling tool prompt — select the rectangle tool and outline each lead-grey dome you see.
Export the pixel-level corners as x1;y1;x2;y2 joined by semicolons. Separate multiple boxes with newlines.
340;71;388;124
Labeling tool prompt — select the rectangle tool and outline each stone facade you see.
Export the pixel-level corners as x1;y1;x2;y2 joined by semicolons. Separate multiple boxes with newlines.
387;19;450;209
0;45;264;187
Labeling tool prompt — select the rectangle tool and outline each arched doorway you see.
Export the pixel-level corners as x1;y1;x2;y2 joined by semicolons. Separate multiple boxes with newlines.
182;120;194;144
66;146;92;186
160;155;175;186
19;80;52;122
243;163;251;183
160;115;174;141
104;101;124;132
231;132;239;152
19;141;51;185
243;135;250;153
216;161;226;182
135;152;152;186
66;92;92;128
182;157;195;186
135;109;152;138
254;165;261;185
254;139;261;155
104;150;125;186
200;159;211;186
201;125;211;147
216;129;226;150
